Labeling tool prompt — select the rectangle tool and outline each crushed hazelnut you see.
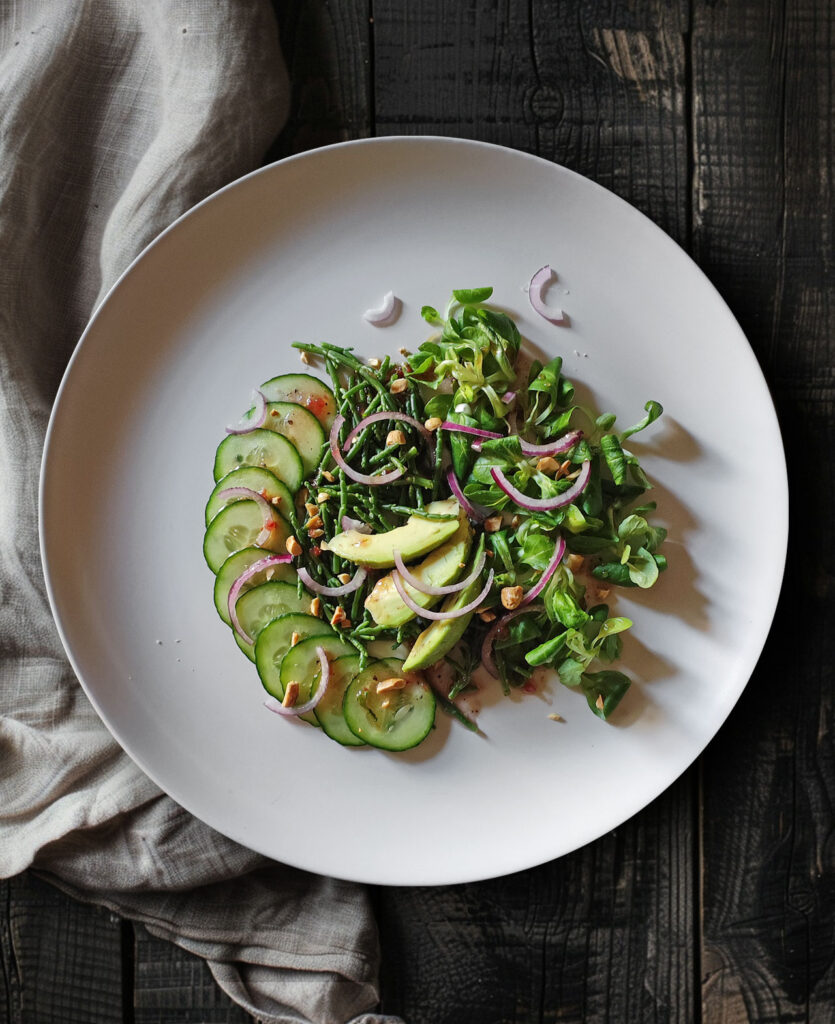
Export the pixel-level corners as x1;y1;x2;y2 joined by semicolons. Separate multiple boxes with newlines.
501;585;524;610
386;429;407;446
478;609;497;623
511;514;521;528
299;351;310;364
305;514;323;531
316;491;331;503
330;606;348;627
483;515;503;533
271;496;282;506
390;377;409;395
376;677;406;693
548;713;564;722
596;694;605;711
309;528;325;539
424;416;443;431
398;347;411;356
282;681;300;707
309;597;321;616
322;470;335;483
286;535;303;556
290;631;301;647
555;459;572;480
337;573;352;584
367;357;382;368
537;456;560;475
305;502;319;517
566;553;586;573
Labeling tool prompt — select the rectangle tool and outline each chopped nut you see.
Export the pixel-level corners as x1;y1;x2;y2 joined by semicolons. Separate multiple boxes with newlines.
555;459;572;480
319;538;329;551
483;515;503;533
381;697;393;709
501;585;524;610
270;409;280;418
566;553;586;573
322;470;335;483
511;514;521;528
537;456;560;475
309;597;321;616
548;713;564;722
282;681;300;707
595;694;605;711
290;631;301;647
424;416;443;431
398;347;411;356
305;514;323;532
337;573;352;584
316;491;331;503
367;357;381;368
299;351;310;364
304;502;319;517
390;377;409;395
286;535;303;556
271;496;282;506
309;528;325;539
376;677;406;693
330;606;348;627
478;609;497;623
566;467;582;480
386;429;407;446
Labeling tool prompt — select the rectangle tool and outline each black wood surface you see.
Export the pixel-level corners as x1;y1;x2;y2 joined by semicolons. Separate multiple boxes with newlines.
3;1;832;1022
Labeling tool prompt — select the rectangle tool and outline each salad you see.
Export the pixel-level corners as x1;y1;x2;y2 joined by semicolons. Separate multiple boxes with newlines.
203;279;667;752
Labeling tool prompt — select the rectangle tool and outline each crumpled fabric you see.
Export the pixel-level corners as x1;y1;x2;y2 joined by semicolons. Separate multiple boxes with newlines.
0;3;400;1021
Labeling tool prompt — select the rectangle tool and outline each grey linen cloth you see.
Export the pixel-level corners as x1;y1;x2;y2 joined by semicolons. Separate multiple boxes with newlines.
0;3;400;1022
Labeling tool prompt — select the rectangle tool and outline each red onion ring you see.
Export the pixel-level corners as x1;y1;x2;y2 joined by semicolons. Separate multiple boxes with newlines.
342;410;432;453
217;486;279;546
329;414;404;486
446;468;488;522
518;430;583;458
522;535;566;605
440;421;503;441
297;565;367;597
392;568;494;620
480;603;545;678
362;290;400;325
528;265;566;325
393;548;487;597
264;646;330;716
490;461;591;511
502;391;517;404
227;553;294;644
226;389;267;434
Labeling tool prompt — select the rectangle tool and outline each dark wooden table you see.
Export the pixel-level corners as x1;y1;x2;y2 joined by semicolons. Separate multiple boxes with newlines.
3;1;832;1021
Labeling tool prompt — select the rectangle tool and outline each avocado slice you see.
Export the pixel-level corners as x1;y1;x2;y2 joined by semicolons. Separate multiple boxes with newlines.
402;535;487;672
327;499;460;569
365;513;473;627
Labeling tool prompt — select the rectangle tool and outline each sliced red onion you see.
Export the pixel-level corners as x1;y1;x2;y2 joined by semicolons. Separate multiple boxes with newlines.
264;646;330;716
480;603;545;678
217;486;278;546
297;565;367;597
446;468;488;522
226;389;267;434
528;265;566;325
522;535;566;605
518;429;583;458
392;568;494;621
329;414;404;486
502;391;517;404
227;553;294;644
393;548;487;597
341;515;373;534
363;290;400;325
490;461;591;511
342;410;432;453
440;421;503;442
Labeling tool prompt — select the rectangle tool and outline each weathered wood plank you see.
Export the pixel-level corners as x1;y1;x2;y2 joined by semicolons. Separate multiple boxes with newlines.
0;873;125;1024
372;2;695;1020
694;0;835;1021
132;924;254;1024
268;0;372;158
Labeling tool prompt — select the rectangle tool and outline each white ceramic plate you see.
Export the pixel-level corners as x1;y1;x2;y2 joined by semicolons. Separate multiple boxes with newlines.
40;137;787;885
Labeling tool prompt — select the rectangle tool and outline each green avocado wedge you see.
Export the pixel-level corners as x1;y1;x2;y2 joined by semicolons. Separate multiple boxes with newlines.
327;499;460;569
365;512;473;627
402;535;487;672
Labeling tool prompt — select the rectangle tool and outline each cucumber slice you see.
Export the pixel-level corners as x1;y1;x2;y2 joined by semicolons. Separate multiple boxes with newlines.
206;467;294;527
279;634;355;725
203;502;290;573
343;658;436;751
255;613;335;700
233;581;311;662
213;428;304;492
314;654;365;747
240;402;325;478
214;547;296;626
260;373;336;430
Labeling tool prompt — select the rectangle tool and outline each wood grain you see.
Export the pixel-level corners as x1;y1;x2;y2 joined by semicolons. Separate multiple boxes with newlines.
694;1;835;1021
